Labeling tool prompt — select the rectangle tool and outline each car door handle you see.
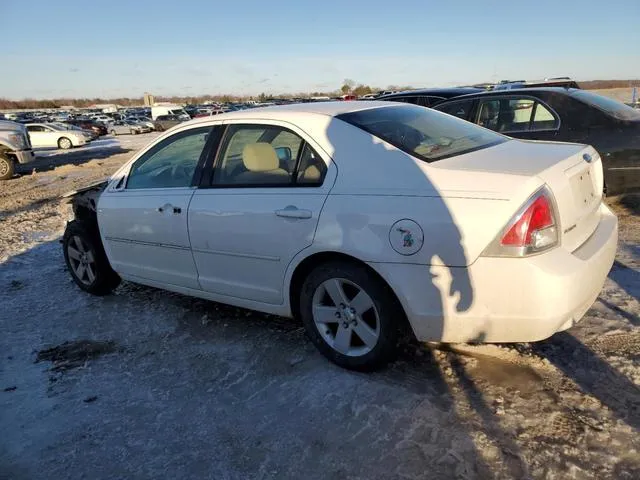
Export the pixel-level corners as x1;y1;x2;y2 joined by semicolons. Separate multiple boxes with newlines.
157;205;182;214
275;206;312;219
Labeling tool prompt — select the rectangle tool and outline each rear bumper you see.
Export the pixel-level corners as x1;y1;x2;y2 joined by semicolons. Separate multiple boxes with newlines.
371;202;618;343
15;149;36;164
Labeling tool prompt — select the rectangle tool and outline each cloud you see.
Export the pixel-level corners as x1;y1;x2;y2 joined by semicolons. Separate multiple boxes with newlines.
258;78;270;84
69;68;80;73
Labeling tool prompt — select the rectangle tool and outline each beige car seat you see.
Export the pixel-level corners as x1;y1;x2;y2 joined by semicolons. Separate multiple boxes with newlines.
235;143;289;184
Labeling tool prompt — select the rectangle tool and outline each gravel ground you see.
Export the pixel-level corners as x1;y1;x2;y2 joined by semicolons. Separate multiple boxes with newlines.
1;138;639;480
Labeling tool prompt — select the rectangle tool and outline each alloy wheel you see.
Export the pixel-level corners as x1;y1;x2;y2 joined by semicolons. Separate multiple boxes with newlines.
311;278;380;357
67;235;97;285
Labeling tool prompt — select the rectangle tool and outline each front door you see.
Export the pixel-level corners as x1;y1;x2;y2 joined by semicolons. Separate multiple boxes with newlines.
189;122;335;304
98;126;214;289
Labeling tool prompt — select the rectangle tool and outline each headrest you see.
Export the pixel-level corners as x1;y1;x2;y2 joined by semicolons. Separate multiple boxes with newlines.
242;143;279;172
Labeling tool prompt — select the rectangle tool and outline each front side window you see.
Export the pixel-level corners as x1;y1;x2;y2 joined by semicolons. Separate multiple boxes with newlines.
338;105;506;162
213;124;325;186
435;99;474;120
127;126;212;189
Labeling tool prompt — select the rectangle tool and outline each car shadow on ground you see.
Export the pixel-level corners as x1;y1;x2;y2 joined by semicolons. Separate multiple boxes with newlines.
531;332;640;431
608;260;640;303
617;193;640;216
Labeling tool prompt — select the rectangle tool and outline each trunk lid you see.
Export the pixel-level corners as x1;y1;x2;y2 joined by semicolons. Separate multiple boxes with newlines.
432;139;603;252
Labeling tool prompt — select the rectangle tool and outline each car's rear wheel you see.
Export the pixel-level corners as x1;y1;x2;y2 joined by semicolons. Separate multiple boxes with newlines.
58;137;72;149
300;262;400;371
0;153;15;180
110;129;117;136
63;220;120;295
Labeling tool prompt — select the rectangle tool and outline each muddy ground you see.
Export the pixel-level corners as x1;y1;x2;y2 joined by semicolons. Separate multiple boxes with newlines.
1;137;639;479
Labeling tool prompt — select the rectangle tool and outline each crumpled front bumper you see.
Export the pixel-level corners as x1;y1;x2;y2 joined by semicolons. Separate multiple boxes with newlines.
15;149;36;164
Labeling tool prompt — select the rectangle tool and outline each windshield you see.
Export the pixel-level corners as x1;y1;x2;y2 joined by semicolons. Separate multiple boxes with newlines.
571;90;640;121
337;105;507;162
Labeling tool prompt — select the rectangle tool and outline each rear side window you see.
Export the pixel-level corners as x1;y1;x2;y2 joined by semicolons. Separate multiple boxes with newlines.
570;89;640;121
435;99;474;120
337;105;506;162
476;98;559;132
212;124;326;187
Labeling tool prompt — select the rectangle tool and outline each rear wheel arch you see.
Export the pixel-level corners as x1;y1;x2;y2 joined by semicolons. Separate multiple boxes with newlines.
288;251;410;331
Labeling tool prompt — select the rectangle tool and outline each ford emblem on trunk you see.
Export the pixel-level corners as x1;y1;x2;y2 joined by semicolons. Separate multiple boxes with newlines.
583;153;593;163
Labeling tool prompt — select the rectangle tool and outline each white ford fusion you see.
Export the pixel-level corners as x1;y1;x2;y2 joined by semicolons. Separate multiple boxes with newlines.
62;101;617;370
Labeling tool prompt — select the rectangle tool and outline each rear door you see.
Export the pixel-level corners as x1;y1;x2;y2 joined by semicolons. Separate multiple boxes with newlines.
98;125;216;288
189;121;336;304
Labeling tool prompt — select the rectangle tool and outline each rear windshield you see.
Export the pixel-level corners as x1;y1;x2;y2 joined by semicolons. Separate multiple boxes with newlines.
337;105;506;162
570;90;640;121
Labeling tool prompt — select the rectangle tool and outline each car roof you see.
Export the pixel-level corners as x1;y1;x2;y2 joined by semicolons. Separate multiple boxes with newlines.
442;87;577;101
379;87;485;99
185;100;395;125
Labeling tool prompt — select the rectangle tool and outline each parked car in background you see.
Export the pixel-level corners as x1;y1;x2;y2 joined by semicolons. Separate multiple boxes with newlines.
62;101;616;371
126;116;155;131
55;123;97;140
66;118;108;136
434;88;640;195
0;120;35;180
93;115;114;125
378;87;485;107
108;121;150;136
151;105;190;121
152;115;182;131
492;78;580;91
26;123;89;149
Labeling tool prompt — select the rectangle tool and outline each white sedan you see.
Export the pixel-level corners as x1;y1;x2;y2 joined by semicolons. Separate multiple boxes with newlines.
26;123;89;149
62;102;617;370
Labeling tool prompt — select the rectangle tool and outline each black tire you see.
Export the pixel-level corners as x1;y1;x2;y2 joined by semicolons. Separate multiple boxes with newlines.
58;137;72;149
156;125;164;132
300;262;401;371
63;220;120;296
130;129;137;135
0;152;15;180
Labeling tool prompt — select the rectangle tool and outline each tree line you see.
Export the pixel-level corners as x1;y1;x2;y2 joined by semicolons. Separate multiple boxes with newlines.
2;79;638;110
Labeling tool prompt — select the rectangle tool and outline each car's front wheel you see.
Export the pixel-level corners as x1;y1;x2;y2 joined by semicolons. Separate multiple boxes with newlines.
0;152;15;180
63;221;120;295
300;262;401;371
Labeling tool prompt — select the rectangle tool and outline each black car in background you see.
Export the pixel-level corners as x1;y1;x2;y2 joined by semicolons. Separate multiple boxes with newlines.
65;118;108;136
377;87;485;107
434;88;640;195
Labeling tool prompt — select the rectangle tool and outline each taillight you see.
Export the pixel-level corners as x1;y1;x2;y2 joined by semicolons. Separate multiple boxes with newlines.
482;186;559;257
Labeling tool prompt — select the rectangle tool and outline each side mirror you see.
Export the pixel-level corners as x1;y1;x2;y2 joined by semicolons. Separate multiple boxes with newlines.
275;146;292;163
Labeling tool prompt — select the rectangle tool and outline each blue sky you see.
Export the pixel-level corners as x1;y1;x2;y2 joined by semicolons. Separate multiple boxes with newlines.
2;0;639;99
